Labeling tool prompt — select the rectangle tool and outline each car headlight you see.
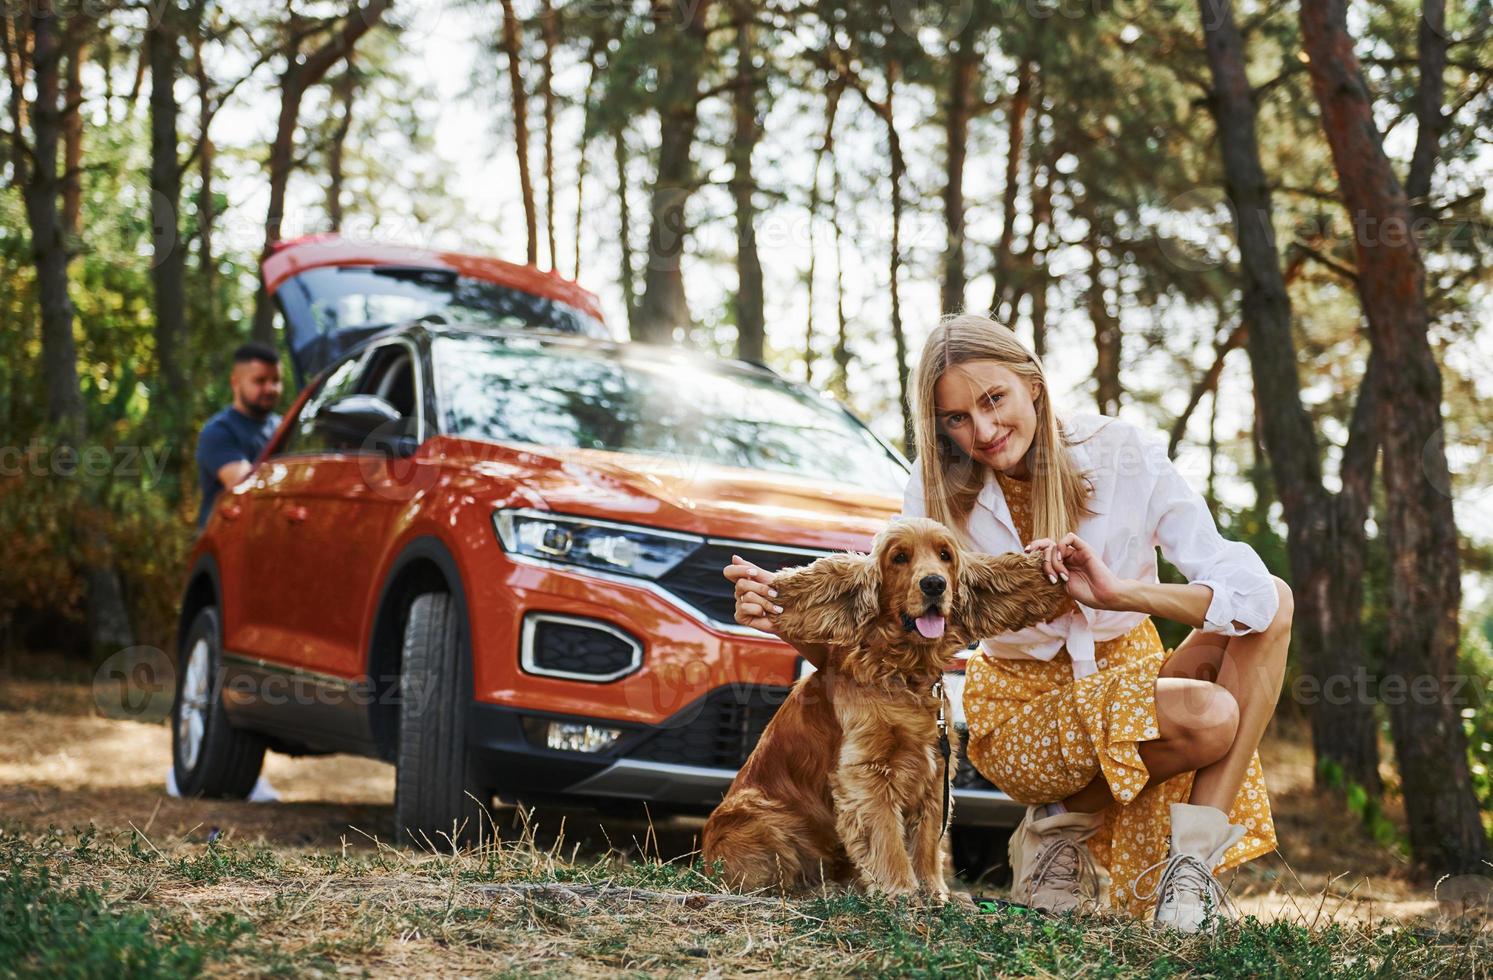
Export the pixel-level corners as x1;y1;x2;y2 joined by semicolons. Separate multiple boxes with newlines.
493;509;702;579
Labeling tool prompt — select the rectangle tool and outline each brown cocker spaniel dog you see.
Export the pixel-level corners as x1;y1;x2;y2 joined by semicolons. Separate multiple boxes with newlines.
701;517;1069;899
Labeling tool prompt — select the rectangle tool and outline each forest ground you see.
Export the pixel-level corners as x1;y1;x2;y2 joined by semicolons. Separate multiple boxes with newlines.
2;654;1489;977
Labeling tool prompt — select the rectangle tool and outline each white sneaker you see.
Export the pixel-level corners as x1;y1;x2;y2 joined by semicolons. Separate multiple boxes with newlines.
1138;802;1246;932
1008;804;1105;914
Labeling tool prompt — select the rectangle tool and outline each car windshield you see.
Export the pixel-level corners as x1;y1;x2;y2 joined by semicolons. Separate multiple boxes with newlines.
432;334;908;494
280;266;610;339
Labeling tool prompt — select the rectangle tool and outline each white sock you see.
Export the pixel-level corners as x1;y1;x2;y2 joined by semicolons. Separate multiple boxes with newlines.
1038;801;1068;819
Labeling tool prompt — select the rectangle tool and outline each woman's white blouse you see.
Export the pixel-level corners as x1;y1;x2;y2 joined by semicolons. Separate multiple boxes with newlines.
899;411;1280;680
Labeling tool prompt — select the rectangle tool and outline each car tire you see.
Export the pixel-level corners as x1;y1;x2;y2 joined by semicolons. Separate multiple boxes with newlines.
393;591;492;847
951;824;1015;889
171;607;267;798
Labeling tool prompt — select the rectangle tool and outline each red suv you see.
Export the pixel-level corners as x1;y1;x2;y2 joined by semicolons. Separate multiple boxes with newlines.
172;236;1021;863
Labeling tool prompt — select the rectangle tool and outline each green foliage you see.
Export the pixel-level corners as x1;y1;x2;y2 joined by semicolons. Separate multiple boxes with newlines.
1457;606;1493;832
5;825;1485;977
169;838;282;886
1317;756;1408;854
0;833;252;979
0;67;250;656
795;889;1471;978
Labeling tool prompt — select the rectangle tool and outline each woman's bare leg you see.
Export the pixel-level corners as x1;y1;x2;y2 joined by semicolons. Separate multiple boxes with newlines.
1183;580;1294;810
1056;581;1293;815
1061;678;1239;813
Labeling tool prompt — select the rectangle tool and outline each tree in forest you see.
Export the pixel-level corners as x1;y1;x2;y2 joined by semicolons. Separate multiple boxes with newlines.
803;72;847;390
1196;0;1383;795
632;0;716;346
808;1;923;450
148;0;206;436
324;54;357;233
249;0;393;346
973;4;1218;417
729;0;764;363
1299;0;1488;872
539;0;559;270
4;4;83;436
936;15;986;315
302;29;430;239
497;0;538;265
4;3;135;655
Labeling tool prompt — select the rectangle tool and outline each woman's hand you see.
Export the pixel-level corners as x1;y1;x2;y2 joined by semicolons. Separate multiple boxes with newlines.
724;554;784;633
1024;533;1130;611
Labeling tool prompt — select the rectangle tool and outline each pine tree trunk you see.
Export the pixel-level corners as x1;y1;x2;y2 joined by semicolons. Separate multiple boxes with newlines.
1199;0;1382;793
326;59;355;233
829;133;850;402
730;5;763;364
250;0;392;345
613;126;637;332
1086;232;1121;415
882;68;912;452
941;33;975;314
634;0;714;345
1300;0;1487;874
499;0;537;266
15;6;136;657
1005;75;1048;337
990;59;1031;317
805;80;844;384
20;8;82;437
1028;112;1052;360
148;10;187;414
1320;351;1383;792
540;0;558;270
252;76;303;345
61;34;83;238
636;140;696;344
1404;0;1446;219
191;31;216;320
573;37;601;281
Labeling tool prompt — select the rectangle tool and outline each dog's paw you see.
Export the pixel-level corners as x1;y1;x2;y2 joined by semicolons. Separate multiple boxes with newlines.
903;889;952;912
917;885;952;906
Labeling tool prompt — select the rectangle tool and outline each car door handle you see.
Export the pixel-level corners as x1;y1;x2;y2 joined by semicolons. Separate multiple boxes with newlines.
282;505;309;525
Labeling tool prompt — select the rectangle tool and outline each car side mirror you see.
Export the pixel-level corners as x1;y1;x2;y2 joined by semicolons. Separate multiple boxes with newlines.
312;394;412;456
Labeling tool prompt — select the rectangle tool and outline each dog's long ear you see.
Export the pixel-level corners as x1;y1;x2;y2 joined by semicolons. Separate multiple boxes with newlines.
771;552;880;647
951;551;1071;643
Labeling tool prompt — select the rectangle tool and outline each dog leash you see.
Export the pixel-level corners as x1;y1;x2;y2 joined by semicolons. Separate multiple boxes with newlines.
932;679;951;837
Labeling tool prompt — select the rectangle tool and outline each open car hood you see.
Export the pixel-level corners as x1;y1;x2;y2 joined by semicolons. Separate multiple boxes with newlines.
262;235;610;384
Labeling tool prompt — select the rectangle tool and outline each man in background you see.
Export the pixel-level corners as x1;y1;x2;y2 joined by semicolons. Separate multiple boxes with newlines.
195;343;284;528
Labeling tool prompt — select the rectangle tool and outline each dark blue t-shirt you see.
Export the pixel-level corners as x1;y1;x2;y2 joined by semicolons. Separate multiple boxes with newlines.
196;406;281;527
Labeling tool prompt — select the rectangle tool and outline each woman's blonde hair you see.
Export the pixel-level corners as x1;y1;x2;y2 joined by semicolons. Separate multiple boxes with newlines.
910;313;1099;548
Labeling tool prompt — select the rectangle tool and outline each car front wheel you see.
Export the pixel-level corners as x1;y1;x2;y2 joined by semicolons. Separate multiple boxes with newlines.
392;591;492;847
171;606;267;798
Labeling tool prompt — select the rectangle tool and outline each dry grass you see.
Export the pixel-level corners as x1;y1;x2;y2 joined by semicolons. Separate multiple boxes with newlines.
3;668;1492;977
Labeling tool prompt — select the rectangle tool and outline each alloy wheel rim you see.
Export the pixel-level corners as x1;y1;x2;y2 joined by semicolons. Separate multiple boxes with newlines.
178;638;210;772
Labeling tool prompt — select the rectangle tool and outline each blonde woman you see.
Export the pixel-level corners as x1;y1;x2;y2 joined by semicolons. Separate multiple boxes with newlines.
726;313;1293;930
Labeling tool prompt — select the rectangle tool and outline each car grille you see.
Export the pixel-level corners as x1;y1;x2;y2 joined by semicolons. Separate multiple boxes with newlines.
657;542;833;625
525;616;640;679
624;686;792;769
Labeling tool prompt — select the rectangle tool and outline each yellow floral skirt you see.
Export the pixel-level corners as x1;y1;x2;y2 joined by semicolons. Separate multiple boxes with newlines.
963;615;1276;917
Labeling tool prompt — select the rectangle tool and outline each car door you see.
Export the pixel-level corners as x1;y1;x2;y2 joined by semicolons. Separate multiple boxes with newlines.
229;354;368;673
252;338;430;681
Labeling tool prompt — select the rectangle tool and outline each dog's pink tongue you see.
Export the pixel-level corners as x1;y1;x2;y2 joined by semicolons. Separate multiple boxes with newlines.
915;613;946;639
